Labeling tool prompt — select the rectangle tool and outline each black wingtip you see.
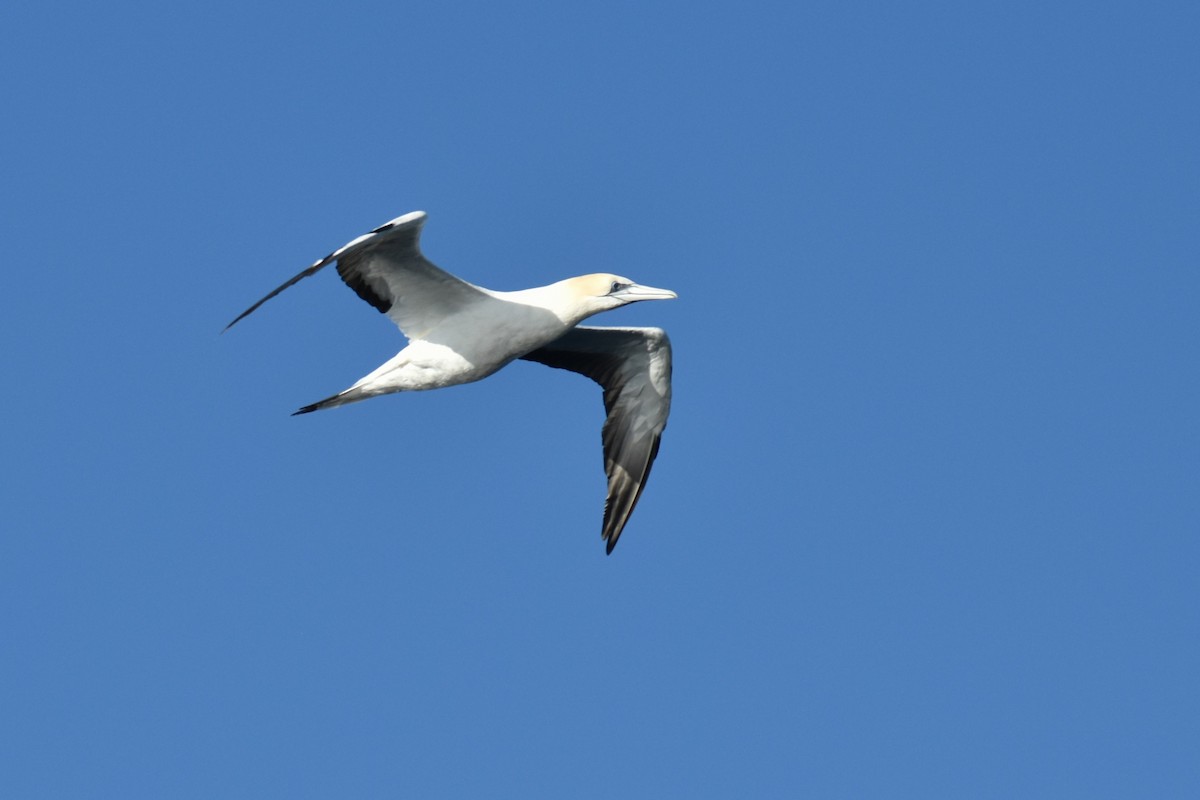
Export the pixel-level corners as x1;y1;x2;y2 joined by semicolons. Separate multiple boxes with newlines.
223;303;262;334
292;387;359;416
292;397;332;415
293;396;337;415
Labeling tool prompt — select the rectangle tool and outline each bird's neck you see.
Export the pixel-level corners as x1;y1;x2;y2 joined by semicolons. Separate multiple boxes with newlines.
493;280;599;327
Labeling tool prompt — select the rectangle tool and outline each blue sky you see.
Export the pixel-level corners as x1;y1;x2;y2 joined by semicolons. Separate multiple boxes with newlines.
2;1;1197;796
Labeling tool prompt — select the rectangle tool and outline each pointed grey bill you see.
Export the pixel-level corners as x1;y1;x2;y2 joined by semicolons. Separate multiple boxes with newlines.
612;284;678;302
224;210;487;338
521;326;673;553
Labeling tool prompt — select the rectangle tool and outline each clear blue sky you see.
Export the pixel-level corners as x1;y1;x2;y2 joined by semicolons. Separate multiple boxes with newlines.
3;1;1197;797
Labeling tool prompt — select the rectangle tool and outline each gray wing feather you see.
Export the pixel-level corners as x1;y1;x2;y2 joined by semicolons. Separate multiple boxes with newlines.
225;211;486;338
521;326;672;553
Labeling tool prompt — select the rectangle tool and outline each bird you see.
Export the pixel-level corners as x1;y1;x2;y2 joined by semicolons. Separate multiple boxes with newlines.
225;210;676;553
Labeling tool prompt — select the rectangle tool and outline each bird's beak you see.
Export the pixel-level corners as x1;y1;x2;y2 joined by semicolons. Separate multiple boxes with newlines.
616;284;678;302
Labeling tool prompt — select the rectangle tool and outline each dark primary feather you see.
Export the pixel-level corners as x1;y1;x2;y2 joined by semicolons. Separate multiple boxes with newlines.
521;326;672;553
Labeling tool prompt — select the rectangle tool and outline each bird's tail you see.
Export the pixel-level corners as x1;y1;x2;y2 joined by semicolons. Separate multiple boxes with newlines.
292;385;373;416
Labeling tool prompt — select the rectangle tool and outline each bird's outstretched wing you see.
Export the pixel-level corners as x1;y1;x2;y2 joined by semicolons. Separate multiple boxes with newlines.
225;210;488;339
521;326;673;553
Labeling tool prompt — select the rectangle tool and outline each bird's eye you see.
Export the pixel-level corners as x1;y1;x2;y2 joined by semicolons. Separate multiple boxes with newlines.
609;281;625;294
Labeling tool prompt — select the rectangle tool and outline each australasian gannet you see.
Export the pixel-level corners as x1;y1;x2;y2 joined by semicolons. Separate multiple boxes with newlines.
226;211;675;554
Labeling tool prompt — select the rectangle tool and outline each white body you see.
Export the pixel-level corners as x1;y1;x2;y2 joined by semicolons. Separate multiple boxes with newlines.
350;284;587;396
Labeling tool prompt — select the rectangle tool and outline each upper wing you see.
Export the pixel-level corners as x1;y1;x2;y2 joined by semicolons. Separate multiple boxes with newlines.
521;326;673;554
225;210;489;339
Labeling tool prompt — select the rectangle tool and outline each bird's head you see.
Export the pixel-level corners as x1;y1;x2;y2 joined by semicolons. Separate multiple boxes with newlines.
561;273;677;322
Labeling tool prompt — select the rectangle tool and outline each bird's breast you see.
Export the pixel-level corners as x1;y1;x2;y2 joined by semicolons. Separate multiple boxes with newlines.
426;296;571;369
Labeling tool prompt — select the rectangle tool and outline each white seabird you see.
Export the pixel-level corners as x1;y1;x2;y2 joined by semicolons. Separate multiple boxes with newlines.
226;210;676;554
